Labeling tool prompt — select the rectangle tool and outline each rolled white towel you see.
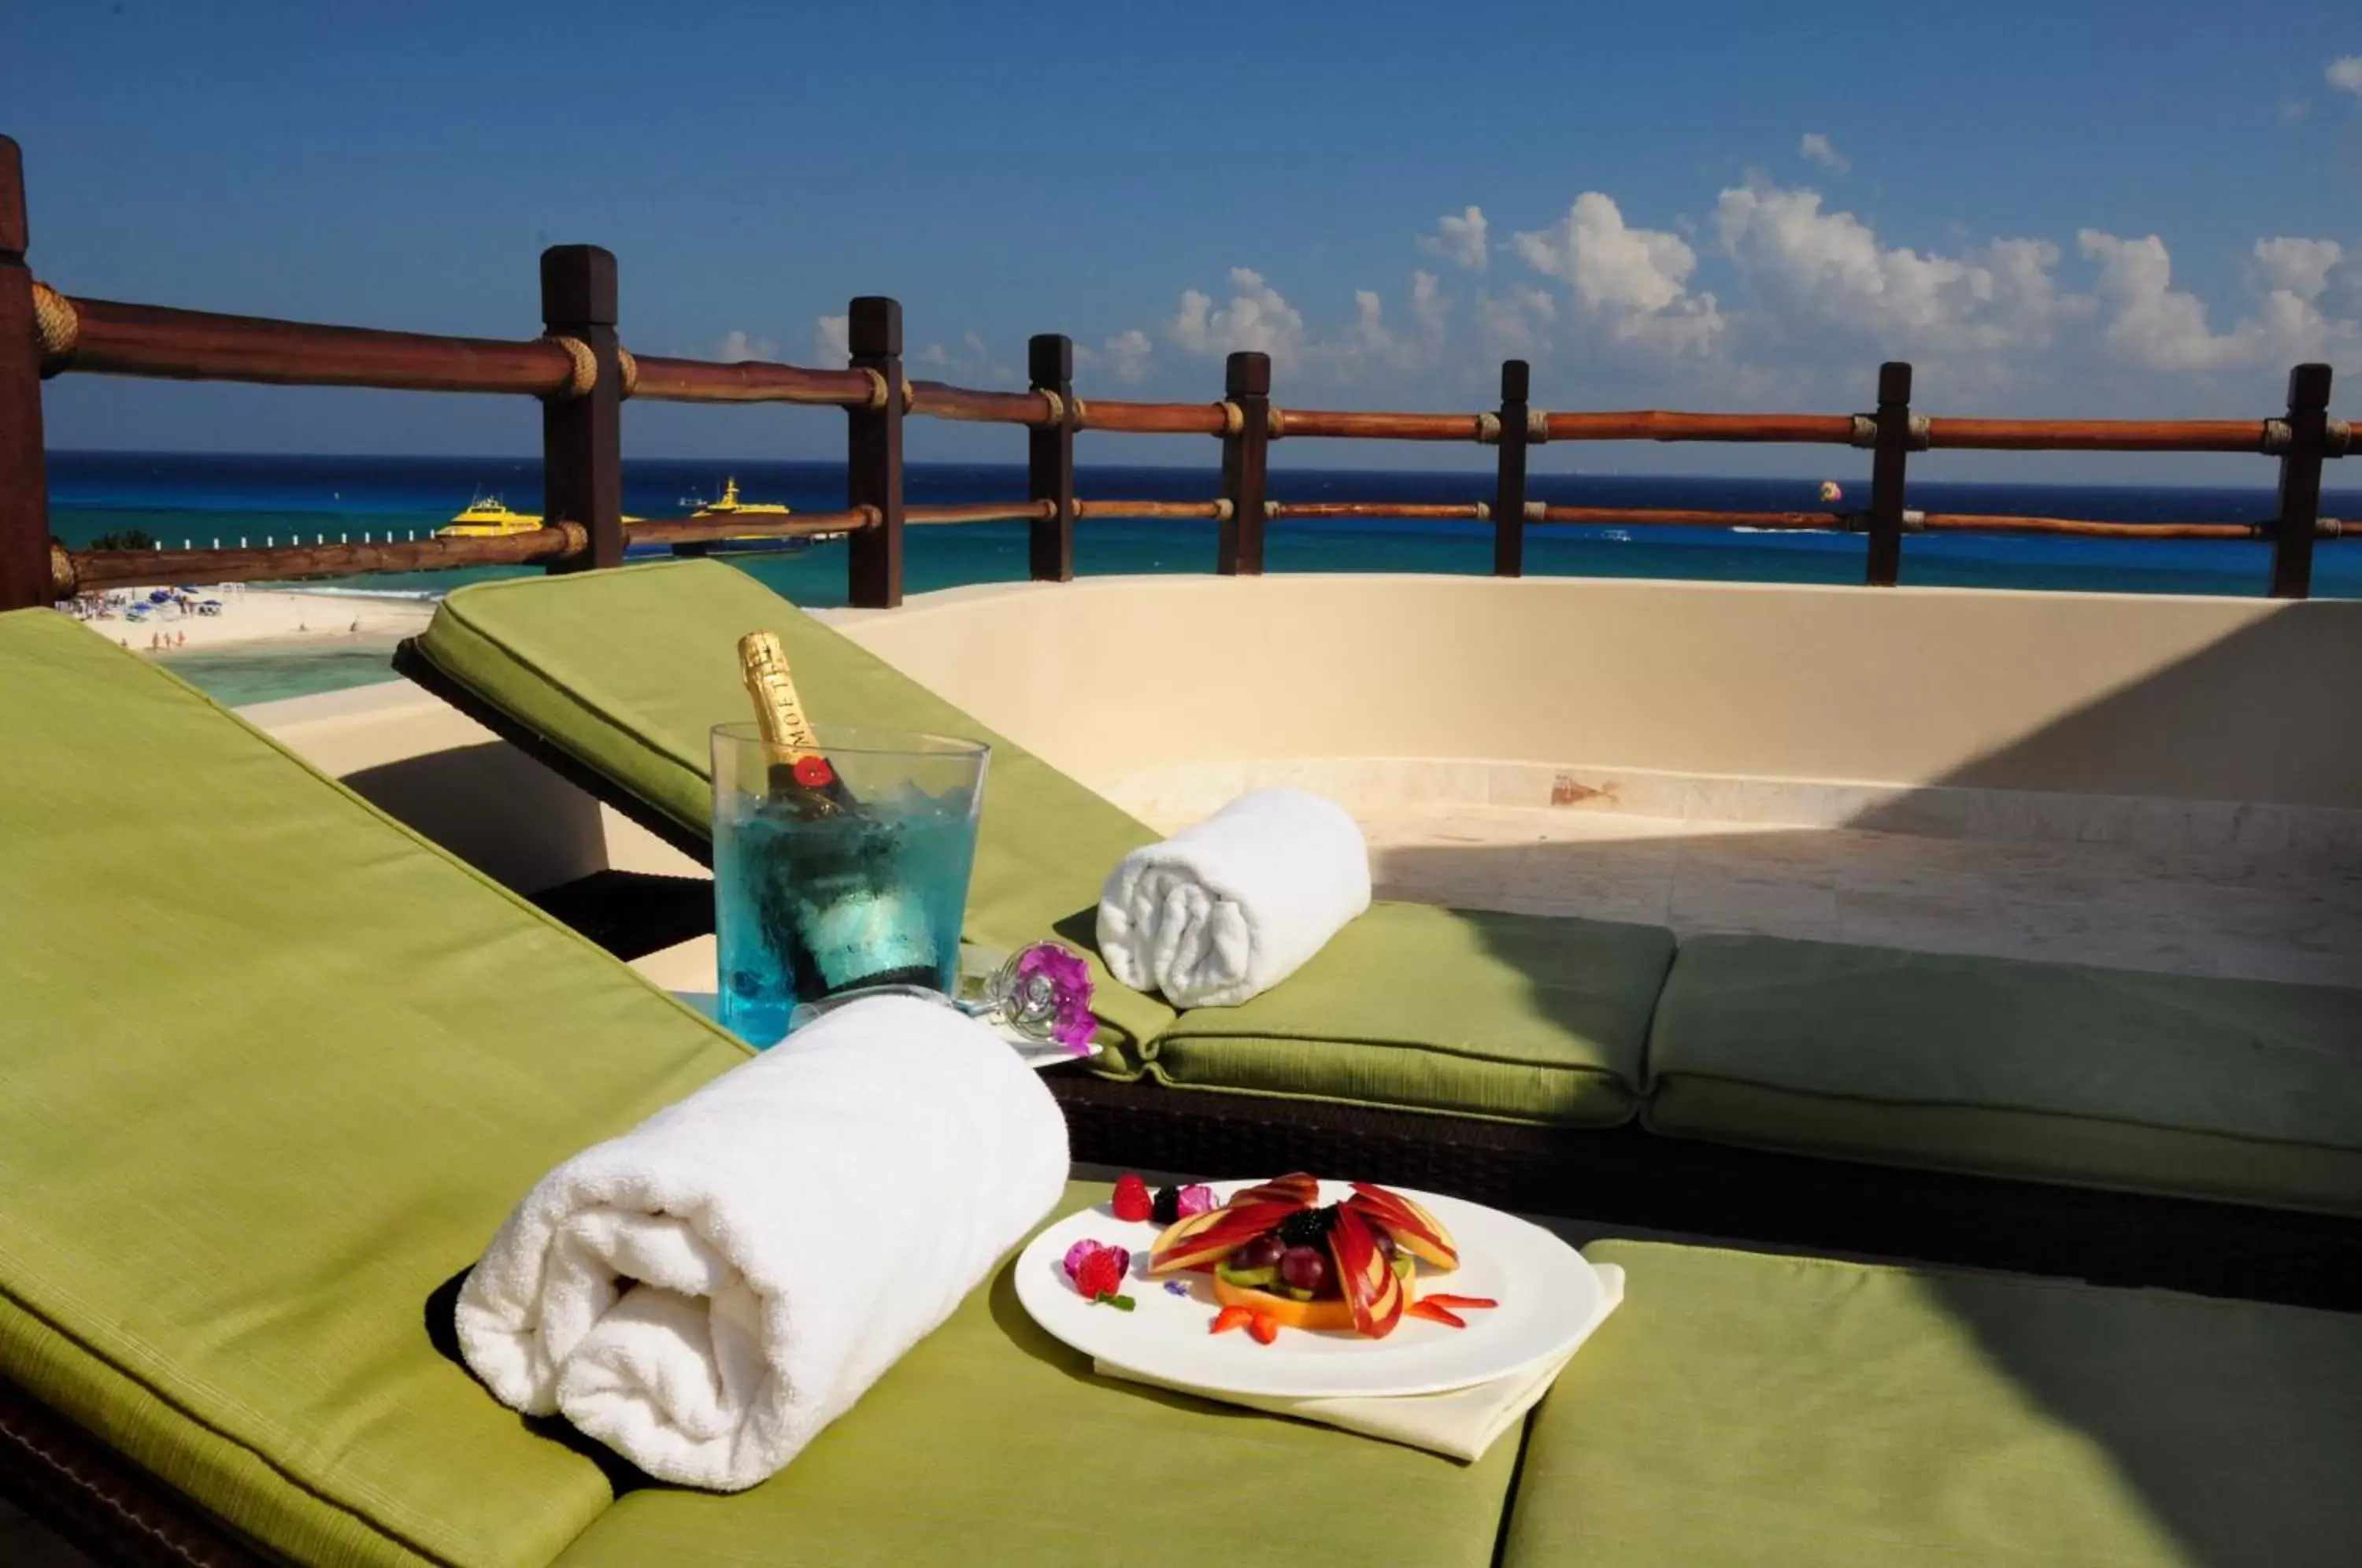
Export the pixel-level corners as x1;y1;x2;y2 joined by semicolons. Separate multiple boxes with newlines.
453;995;1068;1491
1097;787;1372;1008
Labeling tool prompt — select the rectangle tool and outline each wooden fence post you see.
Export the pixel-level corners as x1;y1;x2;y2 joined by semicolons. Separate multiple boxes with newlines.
1218;350;1270;575
1027;333;1075;582
0;135;50;610
539;246;623;572
847;297;905;608
2269;363;2331;600
1492;358;1530;577
1865;360;1912;586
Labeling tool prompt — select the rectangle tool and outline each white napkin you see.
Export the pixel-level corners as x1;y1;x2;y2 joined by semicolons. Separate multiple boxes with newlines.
1094;1262;1624;1461
454;994;1068;1491
1097;788;1372;1008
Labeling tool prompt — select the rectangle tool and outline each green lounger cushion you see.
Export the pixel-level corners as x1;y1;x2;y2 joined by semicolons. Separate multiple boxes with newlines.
1503;1239;2362;1566
1646;934;2362;1215
552;1181;1520;1568
413;562;1677;1123
1120;904;1675;1125
0;609;753;1568
411;560;1176;1048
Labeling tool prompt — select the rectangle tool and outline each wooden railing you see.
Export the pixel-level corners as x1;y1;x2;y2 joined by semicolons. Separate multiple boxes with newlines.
0;132;2348;614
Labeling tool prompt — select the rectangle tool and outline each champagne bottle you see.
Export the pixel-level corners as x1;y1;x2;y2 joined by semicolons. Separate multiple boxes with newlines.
735;631;939;1000
739;631;858;818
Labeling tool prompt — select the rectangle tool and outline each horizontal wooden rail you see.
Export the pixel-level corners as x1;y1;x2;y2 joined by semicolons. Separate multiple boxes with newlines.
1532;505;1844;530
624;509;876;547
57;294;576;395
1923;418;2274;454
1076;399;1232;435
1914;512;2265;539
1545;411;1861;445
626;354;874;406
1268;501;1490;520
906;380;1056;426
1274;409;1486;442
54;527;584;595
905;500;1054;525
1073;497;1229;520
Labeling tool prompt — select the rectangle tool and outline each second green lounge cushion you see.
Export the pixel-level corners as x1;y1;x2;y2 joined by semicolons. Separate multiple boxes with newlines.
1123;904;1675;1125
0;609;755;1567
413;562;1679;1122
1502;1239;2362;1567
1646;934;2362;1215
411;559;1177;1047
552;1179;1522;1568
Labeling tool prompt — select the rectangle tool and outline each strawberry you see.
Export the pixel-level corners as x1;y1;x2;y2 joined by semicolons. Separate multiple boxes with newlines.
1111;1174;1153;1222
1074;1247;1126;1300
1247;1312;1280;1345
1211;1305;1254;1335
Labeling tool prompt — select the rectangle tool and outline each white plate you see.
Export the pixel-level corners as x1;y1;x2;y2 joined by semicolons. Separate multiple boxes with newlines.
1013;1178;1599;1399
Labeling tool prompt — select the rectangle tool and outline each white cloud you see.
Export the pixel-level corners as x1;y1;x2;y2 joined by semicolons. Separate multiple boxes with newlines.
2329;56;2362;96
2252;236;2345;301
1168;267;1309;372
1715;183;2077;351
2078;229;2356;371
1510;193;1723;356
1083;328;1153;384
716;329;778;362
1419;206;1490;272
813;313;850;364
1473;286;1557;361
1799;132;1849;173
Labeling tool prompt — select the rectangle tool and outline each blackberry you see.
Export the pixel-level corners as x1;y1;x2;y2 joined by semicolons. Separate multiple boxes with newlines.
1150;1185;1181;1226
1277;1205;1338;1248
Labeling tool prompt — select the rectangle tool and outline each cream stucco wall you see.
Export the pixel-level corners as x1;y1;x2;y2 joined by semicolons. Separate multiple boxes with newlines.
832;574;2362;810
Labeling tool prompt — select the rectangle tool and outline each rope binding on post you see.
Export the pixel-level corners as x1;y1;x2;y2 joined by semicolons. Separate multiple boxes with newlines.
538;335;598;401
2321;417;2349;457
1209;498;1235;522
1848;415;1878;448
1527;409;1549;442
615;345;638;400
1475;412;1501;444
1215;401;1243;436
30;281;79;371
856;368;890;411
48;542;76;601
1034;390;1065;427
1266;404;1287;439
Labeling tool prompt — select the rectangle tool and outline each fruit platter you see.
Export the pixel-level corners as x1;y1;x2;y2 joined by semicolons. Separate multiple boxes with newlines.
1013;1174;1603;1400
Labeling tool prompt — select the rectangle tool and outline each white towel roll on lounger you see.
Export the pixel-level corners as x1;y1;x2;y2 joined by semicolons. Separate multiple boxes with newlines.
1097;787;1372;1008
454;995;1067;1492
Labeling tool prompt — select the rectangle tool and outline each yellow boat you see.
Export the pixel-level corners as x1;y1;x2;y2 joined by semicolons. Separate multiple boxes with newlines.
692;478;790;517
438;496;542;538
439;494;644;539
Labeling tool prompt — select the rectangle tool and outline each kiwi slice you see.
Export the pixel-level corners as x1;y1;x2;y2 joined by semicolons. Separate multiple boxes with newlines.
1216;1262;1279;1288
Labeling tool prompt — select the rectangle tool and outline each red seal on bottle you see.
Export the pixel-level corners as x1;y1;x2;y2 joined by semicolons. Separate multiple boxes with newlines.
792;756;836;789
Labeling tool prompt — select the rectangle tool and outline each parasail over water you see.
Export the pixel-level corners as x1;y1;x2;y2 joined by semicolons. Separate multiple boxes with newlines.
1818;480;1845;505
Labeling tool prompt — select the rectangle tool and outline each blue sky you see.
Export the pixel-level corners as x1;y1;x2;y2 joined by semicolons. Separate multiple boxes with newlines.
8;2;2359;479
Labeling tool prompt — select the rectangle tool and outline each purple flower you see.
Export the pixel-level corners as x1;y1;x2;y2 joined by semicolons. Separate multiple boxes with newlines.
1013;941;1098;1052
1163;1280;1190;1296
1175;1184;1216;1218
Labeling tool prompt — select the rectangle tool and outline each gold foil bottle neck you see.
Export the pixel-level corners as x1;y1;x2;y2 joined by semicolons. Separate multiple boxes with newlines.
737;631;823;758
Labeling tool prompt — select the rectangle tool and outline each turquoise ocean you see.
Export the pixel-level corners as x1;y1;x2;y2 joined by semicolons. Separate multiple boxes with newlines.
49;451;2361;706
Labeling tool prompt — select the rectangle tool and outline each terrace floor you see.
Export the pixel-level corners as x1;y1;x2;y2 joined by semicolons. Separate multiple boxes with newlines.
1131;800;2362;989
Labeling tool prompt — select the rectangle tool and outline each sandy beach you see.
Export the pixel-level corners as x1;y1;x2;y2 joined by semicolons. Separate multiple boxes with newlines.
72;586;436;656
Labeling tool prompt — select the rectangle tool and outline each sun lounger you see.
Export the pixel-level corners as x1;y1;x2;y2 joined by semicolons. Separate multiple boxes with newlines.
5;605;2358;1563
396;560;1676;1126
0;609;1518;1565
